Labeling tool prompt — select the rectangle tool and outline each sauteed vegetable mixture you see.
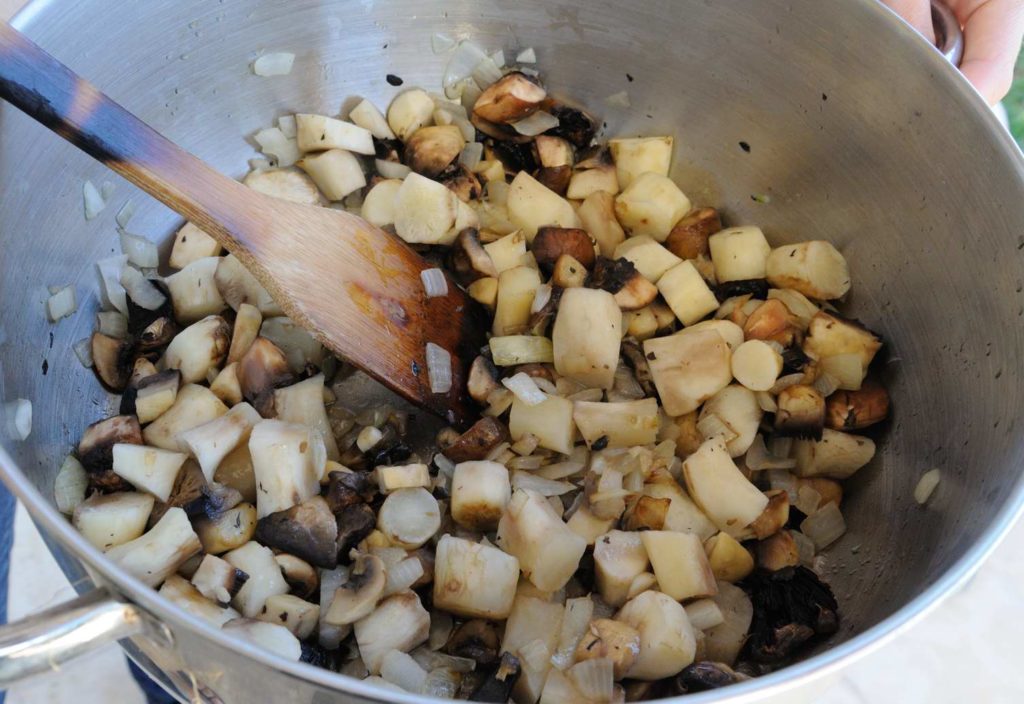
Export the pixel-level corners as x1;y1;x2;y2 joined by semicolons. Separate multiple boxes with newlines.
54;42;889;701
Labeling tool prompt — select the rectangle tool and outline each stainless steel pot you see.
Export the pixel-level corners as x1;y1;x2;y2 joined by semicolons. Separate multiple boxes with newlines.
0;1;1022;702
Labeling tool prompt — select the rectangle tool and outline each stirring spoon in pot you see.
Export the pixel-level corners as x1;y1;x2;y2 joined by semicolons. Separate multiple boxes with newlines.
0;22;487;428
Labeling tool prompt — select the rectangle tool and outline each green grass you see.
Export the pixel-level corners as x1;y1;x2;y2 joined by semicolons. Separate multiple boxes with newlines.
1008;52;1024;144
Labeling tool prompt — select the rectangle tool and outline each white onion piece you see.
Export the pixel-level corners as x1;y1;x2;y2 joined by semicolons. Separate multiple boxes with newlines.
517;638;550;673
96;254;129;314
425;342;452;394
623;468;645;493
769;436;793;458
535;457;588;481
119;266;166;310
792;530;816;565
254;126;300;167
46;286;77;322
551;596;595;670
795;485;823;515
453;116;476;142
813;371;840;398
567;388;604;403
914;469;941;505
767;468;798;501
511;470;574;496
253;52;295;76
770;373;805;394
511;110;559;137
800;502;846;550
696;412;738;442
458;142;483;170
248;157;272;171
532;376;558;395
471;56;503;89
83;180;106;220
434;452;455;480
73;337;93;367
410;647;476;673
530;284;552;314
421;668;460;698
277;114;297;138
458;79;482;112
420;268;448;298
516;47;537;63
746;434;796;471
768;288;819;327
443;41;489;97
115;199;135;228
380;649;428;693
4;399;31;441
569;658;614;702
508;455;544;471
490;49;506;68
756;391;778;413
431;33;456;54
822;354;863;390
99;181;115;201
518;66;540;77
319;566;350;649
428;611;453;651
486;179;510;206
383;557;424;597
96;311;128;339
119;230;159;268
375;159;412;179
54;455;88;514
502;372;547;406
605;91;631;108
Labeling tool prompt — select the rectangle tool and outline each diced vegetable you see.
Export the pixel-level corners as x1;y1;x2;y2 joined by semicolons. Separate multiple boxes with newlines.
433;535;519;619
497;489;586;591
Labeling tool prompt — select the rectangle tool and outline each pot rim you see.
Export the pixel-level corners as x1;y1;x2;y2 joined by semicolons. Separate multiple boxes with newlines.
3;0;1024;701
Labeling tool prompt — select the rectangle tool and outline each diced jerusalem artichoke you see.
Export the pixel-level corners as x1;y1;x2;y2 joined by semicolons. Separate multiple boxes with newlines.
249;419;323;519
73;492;154;551
683;437;769;537
657;260;719;325
179;402;262;482
708;226;771;283
497;489;586;592
552;287;621;389
609;136;673;189
143;383;228;451
593;530;649;607
704;532;755;582
170;222;221;270
614;172;691;241
616;590;696;680
501;595;564;704
106;507;201;587
641;531;717;601
450;460;511;531
433;535;519;619
507;171;581;241
573;398;660;448
699;384;762;458
394;173;458;245
614;236;682;283
294;114;375;154
492;266;541;336
111;443;188;502
354;591;430;674
793;428;876;479
224;540;290;618
766;241;851;300
643;328;732;416
803;312;882;373
296;149;366;201
509;394;575;455
577;191;626;257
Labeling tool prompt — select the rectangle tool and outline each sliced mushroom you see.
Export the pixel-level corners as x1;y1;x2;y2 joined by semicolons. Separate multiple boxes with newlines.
147;458;206;525
254;496;338;569
574;618;641;680
473;72;546;124
467;355;501;404
443;416;510;463
192;553;250;606
272;554;317;601
534;165;572;197
404;125;465;177
137;316;178;353
774;385;825;440
90;332;133;392
448;228;499;285
673;662;747;693
237;337;294;413
324;469;374;512
335;503;378;559
664;207;722;260
825;382;890;430
440;164;483;203
78;415;143;473
532;227;596;272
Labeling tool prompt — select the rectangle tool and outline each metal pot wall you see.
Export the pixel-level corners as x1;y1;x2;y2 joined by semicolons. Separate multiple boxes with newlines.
0;1;1022;702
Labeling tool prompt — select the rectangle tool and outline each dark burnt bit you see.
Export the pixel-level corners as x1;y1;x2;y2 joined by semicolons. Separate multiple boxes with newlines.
373;136;403;162
591;435;609;451
41;359;48;375
300;642;338;670
620;340;658;397
487;139;538;174
137;317;178;353
370;440;412;467
715;279;769;301
671;661;747;693
545;104;596;149
446;618;501;666
77;415;143;473
335;503;377;562
126;281;173;334
385;74;403;86
325;470;374;513
527;285;562;337
87;469;133;494
743;566;839;664
588;256;638;295
184;482;243;523
739;141;751;153
781;346;811;374
439;163;484;203
470;652;522;703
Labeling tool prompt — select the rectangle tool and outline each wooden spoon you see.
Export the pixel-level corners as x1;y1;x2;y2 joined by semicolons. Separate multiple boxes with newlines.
0;22;487;428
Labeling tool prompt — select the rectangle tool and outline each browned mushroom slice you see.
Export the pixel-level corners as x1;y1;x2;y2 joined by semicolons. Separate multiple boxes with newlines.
470;652;522;703
757;530;800;572
774;385;825;439
132;369;181;424
137;316;178;353
664;207;722;260
620;340;658;397
527;286;562;337
323;553;386;626
274;553;319;600
471;113;533;144
442;416;511;463
746;489;790;540
91;332;133;392
237;337;294;414
621;494;670;531
473;72;547;124
448;228;499;285
254;496;338;569
532;227;596;272
673;661;748;693
440;164;483;203
324;469;374;513
467;355;501;404
534;166;572;197
446;619;501;666
743;299;798;346
78;415;143;472
149;459;206;526
825;382;890;430
404;125;465;177
534;135;574;168
335;503;377;560
574;618;641;679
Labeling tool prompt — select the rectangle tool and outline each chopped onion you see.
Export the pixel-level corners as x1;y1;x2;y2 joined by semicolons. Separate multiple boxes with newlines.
119;266;166;310
512;470;574;496
768;288;819;327
746;434;796;471
443;40;489;97
605;91;631;108
452;116;476;142
490;50;506;69
612;364;645;400
471;57;503;89
420;268;448;298
813;371;840;398
119;230;159;268
770;373;805;394
569;657;614;702
590;594;615;620
380;649;428;693
795;485;823;515
411;647;476;673
95;254;129;314
800;502;846;550
54;455;88;514
96;311;128;339
914;469;941;505
517;638;550;673
696;412;738;442
83;179;106;220
502;372;547;406
456;78;483;111
248;157;272;171
530;284;553;314
483;388;514;418
755;391;777;413
508;455;546;471
458;142;483;170
511;433;540;456
486;179;510;206
431;33;456;54
383;557;425;597
254;126;300;167
511;111;559;137
792;530;816;565
551;597;595;670
100;181;115;202
532;376;558;395
768;468;798;501
518;66;540;77
4;399;31;441
536;457;588;481
516;47;537;63
73;337;93;367
319;566;350;649
421;668;460;698
375;159;412;179
428;611;453;651
46;286;77;322
277;114;297;138
115;199;135;228
425;342;452;394
252;52;295;76
434;452;456;479
822;354;863;390
568;388;604;403
623;468;645;493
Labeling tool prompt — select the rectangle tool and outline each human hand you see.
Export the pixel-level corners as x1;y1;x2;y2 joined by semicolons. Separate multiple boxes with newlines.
883;0;1024;104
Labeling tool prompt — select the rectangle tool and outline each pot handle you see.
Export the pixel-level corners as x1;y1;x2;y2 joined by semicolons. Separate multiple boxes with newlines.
0;588;151;687
931;0;964;66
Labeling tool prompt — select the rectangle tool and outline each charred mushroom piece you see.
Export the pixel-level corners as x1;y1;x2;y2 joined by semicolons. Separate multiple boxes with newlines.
470;652;522;703
442;416;510;463
665;207;722;260
78;415;143;473
574;618;641;679
781;346;812;375
745;565;840;664
743;300;797;347
254;496;339;568
300;642;338;670
126;281;175;335
446;619;501;666
487;139;539;174
87;469;134;494
274;553;319;599
335;503;377;560
473;72;546;124
534;165;572;196
323;553;386;626
774;385;825;440
467;356;501;404
185;482;244;523
404;125;465;177
532;227;596;272
715;279;769;301
137;316;178;353
440;164;483;203
237;337;294;413
673;661;747;693
527;286;562;337
325;469;374;513
546;104;596;149
149;460;207;526
825;382;890;430
448;228;499;285
588;256;640;296
620;340;658;397
90;332;133;392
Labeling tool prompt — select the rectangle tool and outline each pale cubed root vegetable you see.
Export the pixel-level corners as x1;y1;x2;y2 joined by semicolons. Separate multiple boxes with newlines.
195;503;257;554
228;303;263;364
616;590;696;680
164;256;226;323
432;535;519;619
224;541;291;618
215;254;282;316
609;136;673;189
793;428;876;479
509;393;576;455
170;222;221;270
73;492;155;550
683;437;769;537
179;402;262;482
506;171;581;241
191;553;245;606
163;315;230;384
566;504;617;545
354;591;431;674
642;481;718;541
249;419;323;519
551;254;588;288
348;98;396;140
641;530;717;601
360;178;402;227
686;319;744;351
766;241;851;300
273;374;339;461
492;266;541;336
704;532;755;582
574;618;641;679
160;574;239;627
703;581;753;665
111;444;188;502
387;88;436;141
552;287;621;389
593;530;649;607
242;168;322;206
105;507;202;588
483;231;527;273
404;125;465;177
258;594;321;639
573;398;660;449
614;172;691;241
656;260;719;325
377;487;441;549
54;455;89;515
450;460;511;531
684;598;725;632
134;371;181;424
294;114;375;154
614;236;682;283
501;594;564;703
708;226;771;282
297;149;366;201
394;173;459;245
623;308;658;341
803;311;882;373
567;164;619;199
489;335;554;366
643;328;732;416
209;363;243;406
467;277;498;310
730;340;783;392
577;191;626;257
497;489;586;592
377;463;431;493
700;384;762;457
222;618;302;660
